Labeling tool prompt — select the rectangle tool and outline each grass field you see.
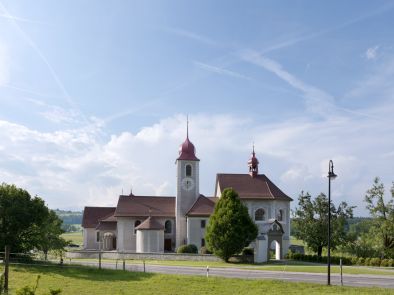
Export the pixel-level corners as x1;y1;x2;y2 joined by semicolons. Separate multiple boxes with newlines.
62;231;83;246
1;264;393;295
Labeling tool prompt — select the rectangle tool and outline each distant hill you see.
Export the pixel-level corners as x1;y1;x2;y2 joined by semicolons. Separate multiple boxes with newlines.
54;209;83;232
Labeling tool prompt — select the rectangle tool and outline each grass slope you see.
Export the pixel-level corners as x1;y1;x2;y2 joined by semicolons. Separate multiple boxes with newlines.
2;264;392;295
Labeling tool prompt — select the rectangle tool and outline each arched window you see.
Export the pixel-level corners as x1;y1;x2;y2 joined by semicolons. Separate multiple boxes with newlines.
185;164;192;177
134;220;141;234
255;208;265;221
277;209;284;221
164;220;172;233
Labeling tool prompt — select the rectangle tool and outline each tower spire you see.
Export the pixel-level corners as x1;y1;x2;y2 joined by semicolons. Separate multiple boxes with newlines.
186;115;189;139
248;144;259;177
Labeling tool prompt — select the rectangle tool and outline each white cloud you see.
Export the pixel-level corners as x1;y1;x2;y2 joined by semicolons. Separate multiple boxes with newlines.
0;109;393;216
365;45;379;60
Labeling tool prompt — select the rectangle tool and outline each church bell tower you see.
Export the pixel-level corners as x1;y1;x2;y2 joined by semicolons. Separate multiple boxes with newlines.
175;120;199;248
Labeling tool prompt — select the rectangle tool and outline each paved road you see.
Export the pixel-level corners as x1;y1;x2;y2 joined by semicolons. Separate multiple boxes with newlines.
72;261;394;289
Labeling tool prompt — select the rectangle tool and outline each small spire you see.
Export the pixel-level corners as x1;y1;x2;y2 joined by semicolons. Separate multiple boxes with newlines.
186;115;189;139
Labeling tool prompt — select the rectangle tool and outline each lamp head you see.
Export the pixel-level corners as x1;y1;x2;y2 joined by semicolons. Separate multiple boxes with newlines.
328;160;337;180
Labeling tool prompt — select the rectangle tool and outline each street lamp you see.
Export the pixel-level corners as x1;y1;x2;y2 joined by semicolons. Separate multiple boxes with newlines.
327;159;337;285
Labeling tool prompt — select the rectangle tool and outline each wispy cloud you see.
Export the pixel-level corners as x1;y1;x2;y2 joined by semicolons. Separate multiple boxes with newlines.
194;61;252;80
0;41;9;86
241;50;335;116
161;27;219;47
365;45;379;60
0;2;85;122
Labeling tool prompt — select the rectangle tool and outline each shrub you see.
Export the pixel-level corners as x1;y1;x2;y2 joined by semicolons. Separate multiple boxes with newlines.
388;259;394;267
241;247;254;256
380;259;389;267
200;246;212;255
176;244;198;254
357;257;365;265
364;257;371;266
351;257;358;265
370;258;381;266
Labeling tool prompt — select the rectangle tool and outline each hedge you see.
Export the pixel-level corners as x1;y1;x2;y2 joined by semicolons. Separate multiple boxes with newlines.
285;251;394;267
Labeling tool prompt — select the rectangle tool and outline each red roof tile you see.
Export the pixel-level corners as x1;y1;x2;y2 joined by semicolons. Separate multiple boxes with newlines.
115;195;175;217
215;174;293;201
96;221;117;231
135;217;164;230
82;207;116;228
177;136;199;161
186;195;216;216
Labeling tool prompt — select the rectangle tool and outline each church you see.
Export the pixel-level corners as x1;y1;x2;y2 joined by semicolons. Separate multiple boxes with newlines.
82;128;293;262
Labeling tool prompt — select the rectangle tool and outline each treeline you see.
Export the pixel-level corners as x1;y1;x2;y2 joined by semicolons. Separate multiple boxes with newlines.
53;209;82;232
291;177;394;259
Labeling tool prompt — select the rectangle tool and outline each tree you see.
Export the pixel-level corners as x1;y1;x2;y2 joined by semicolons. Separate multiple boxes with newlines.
364;177;394;258
0;183;49;291
292;191;354;256
35;210;69;260
205;188;258;262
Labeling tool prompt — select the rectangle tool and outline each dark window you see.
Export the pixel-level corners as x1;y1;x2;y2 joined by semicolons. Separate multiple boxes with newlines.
277;210;283;221
201;238;205;247
165;220;172;233
255;208;265;221
134;220;141;234
201;220;206;228
96;231;100;242
186;164;192;177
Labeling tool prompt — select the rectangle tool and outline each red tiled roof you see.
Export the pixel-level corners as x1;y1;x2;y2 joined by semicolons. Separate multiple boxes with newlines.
100;212;117;222
82;207;116;228
215;174;293;201
135;217;164;230
186;195;216;216
115;195;175;217
96;221;117;231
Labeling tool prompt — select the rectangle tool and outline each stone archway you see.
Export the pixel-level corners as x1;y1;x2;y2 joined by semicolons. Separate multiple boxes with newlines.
266;221;284;260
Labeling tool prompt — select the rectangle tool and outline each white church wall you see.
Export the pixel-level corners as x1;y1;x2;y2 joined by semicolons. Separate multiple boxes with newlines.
187;217;209;250
83;228;98;250
117;217;135;252
136;230;164;253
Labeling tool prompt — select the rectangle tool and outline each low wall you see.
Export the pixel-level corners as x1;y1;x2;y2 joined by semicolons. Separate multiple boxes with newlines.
66;250;221;262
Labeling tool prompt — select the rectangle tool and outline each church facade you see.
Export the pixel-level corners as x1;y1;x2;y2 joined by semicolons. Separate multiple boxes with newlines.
82;131;292;262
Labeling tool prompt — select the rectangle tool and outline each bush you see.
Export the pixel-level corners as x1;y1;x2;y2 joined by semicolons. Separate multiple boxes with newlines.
357;257;365;265
380;259;389;267
241;247;254;256
200;246;212;255
388;259;394;267
369;258;381;266
351;257;358;265
176;244;198;254
364;257;371;266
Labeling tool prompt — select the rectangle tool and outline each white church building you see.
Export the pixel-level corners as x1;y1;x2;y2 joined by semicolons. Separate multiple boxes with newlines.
82;129;293;262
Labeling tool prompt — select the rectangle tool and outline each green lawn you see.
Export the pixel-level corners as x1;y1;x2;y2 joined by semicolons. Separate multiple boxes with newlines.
67;258;394;276
62;231;83;245
1;264;393;295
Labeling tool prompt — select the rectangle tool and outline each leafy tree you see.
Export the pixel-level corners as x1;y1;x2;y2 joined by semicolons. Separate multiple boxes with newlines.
35;210;69;260
0;183;48;291
206;188;258;262
292;191;354;256
364;177;394;258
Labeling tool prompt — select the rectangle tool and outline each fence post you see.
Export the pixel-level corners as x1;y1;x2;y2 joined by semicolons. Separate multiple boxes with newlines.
98;251;102;270
4;245;10;292
123;259;125;271
340;258;343;286
206;266;209;278
143;260;146;273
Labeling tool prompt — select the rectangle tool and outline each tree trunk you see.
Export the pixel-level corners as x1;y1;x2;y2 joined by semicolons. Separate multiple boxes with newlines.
4;245;10;292
44;250;48;261
317;246;322;257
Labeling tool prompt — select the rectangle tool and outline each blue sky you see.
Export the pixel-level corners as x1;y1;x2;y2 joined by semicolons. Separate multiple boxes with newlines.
0;1;393;215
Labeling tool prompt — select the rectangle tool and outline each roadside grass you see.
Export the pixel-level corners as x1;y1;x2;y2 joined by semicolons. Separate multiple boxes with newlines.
66;258;394;276
0;264;393;295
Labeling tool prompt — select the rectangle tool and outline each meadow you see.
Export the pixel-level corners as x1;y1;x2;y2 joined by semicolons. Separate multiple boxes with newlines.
1;264;393;295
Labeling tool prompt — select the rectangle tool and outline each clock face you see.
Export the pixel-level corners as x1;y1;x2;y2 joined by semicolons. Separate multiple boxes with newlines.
181;177;195;191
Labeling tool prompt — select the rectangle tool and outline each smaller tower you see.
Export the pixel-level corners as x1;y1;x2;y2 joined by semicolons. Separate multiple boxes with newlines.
248;145;259;177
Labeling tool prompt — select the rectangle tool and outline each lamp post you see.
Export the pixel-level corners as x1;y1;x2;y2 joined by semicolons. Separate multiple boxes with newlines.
327;159;337;285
